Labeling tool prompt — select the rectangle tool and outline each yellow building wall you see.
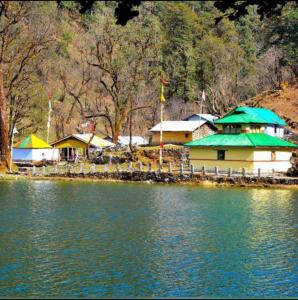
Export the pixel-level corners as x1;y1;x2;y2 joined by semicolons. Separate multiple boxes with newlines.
189;148;293;173
151;131;192;145
189;148;254;172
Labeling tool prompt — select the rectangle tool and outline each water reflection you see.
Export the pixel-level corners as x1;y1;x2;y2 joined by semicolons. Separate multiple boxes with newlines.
0;181;297;298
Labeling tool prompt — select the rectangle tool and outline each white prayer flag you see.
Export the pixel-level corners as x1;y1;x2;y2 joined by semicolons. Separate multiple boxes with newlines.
46;97;52;143
12;127;18;134
202;90;206;102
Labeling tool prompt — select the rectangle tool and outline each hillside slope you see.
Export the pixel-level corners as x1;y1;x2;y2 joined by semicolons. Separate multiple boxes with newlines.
243;79;298;133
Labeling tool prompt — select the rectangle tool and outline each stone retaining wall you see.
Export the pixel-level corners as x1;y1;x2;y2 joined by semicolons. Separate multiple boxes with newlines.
42;171;298;186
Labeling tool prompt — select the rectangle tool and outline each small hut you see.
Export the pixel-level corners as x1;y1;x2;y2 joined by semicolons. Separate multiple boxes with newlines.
51;134;114;161
13;134;59;162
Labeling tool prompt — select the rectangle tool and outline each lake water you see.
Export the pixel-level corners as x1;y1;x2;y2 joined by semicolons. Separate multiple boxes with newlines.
0;180;297;298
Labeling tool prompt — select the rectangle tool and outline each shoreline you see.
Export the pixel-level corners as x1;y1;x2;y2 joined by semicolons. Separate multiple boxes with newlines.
1;172;298;189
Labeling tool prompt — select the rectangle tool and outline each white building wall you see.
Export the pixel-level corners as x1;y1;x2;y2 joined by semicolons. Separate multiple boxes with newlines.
32;149;59;161
264;125;284;138
253;161;292;172
253;151;272;161
275;151;293;161
252;150;293;172
13;148;59;162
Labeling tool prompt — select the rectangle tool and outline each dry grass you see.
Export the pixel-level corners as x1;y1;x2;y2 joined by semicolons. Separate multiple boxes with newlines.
244;79;298;133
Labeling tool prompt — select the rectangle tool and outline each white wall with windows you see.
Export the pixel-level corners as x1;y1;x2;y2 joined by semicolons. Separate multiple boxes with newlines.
264;125;284;138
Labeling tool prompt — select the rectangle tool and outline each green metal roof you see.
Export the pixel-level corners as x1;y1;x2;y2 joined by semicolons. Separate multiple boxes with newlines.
215;106;286;126
185;133;297;148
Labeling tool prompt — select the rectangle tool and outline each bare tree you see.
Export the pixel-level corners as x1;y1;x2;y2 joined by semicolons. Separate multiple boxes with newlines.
0;1;56;169
84;10;161;143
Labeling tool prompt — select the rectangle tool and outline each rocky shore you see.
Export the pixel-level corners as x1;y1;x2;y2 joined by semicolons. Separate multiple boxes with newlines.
24;171;298;188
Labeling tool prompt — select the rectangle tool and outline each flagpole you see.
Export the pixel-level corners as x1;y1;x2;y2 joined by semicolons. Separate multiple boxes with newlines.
9;127;18;173
159;77;168;168
200;90;206;115
9;131;14;173
159;84;163;168
47;93;52;144
200;90;203;114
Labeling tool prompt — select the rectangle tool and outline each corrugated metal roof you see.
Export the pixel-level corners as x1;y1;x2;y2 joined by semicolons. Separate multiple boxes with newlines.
118;136;148;145
184;114;218;123
73;134;114;147
215;106;286;126
185;133;297;148
52;134;114;148
150;121;206;132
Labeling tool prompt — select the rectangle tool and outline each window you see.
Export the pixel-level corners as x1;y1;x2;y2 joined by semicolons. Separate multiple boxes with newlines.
223;125;230;133
223;125;241;134
250;125;261;133
271;151;276;161
185;133;189;138
217;150;226;160
274;125;278;134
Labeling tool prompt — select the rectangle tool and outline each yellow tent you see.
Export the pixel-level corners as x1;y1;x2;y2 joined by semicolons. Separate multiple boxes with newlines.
13;134;59;162
14;134;51;149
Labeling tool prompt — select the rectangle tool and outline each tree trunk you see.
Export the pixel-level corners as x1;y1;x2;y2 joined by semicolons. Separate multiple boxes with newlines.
113;121;120;144
86;122;96;160
0;64;9;170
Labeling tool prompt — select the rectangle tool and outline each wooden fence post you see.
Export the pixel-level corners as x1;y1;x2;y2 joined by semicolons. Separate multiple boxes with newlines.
202;165;205;176
190;165;194;175
128;161;133;172
228;168;231;177
168;162;172;173
158;162;162;173
32;165;36;176
272;168;275;177
179;163;184;175
116;162;120;173
148;162;152;172
138;161;142;172
258;168;261;177
215;166;218;176
90;164;95;173
80;162;83;173
42;166;46;176
242;168;246;177
104;164;108;172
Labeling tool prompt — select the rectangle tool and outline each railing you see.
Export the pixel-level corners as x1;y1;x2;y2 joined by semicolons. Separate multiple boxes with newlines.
15;161;287;178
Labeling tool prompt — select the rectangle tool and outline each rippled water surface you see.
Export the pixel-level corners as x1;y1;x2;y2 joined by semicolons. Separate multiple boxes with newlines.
0;180;297;298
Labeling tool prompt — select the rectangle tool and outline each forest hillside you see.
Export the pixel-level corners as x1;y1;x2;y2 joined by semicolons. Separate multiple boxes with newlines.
0;0;297;167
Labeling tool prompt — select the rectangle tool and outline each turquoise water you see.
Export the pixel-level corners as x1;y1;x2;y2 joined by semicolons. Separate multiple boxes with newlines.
0;180;297;298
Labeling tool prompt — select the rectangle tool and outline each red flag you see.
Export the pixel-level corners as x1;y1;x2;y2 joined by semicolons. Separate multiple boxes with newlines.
161;77;168;86
88;121;96;133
